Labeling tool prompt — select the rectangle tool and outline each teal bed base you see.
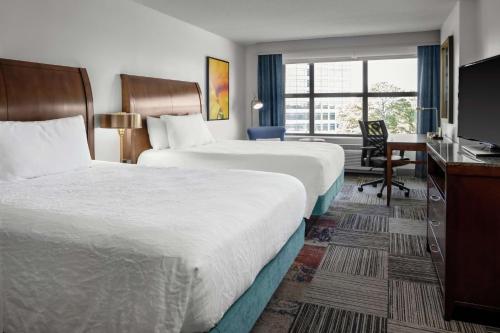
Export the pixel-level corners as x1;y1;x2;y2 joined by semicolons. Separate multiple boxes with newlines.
311;171;345;216
208;220;305;333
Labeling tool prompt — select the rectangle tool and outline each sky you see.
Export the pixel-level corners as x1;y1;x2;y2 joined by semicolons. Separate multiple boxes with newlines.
368;58;417;92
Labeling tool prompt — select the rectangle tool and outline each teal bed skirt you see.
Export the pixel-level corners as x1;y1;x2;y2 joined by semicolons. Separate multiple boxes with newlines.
208;220;305;333
311;171;345;216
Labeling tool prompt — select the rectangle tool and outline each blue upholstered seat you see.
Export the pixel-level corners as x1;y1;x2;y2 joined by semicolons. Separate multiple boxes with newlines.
247;126;286;141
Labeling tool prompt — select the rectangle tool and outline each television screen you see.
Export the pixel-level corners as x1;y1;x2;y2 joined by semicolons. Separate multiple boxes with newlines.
458;54;500;147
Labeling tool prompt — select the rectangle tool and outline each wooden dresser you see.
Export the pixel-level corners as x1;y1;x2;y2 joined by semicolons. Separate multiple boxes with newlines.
426;141;500;326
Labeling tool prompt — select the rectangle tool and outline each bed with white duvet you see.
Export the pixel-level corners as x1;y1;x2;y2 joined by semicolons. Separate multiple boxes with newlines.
0;162;306;333
139;139;344;218
120;75;345;219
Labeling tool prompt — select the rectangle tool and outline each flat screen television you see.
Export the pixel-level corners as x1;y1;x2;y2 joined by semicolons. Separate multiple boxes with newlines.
458;54;500;156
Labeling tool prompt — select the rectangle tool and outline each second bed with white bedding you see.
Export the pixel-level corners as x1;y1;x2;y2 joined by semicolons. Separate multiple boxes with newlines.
0;162;305;333
138;140;345;218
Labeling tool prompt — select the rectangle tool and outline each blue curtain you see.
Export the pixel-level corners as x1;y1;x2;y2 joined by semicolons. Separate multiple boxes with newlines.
258;54;284;126
416;45;440;177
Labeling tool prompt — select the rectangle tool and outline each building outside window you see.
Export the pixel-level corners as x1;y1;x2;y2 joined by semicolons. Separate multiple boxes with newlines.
284;58;417;135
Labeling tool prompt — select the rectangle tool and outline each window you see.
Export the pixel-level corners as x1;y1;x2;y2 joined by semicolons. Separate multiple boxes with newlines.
367;59;417;134
285;63;309;94
314;62;363;93
284;58;417;135
314;97;362;134
284;98;309;134
368;59;417;92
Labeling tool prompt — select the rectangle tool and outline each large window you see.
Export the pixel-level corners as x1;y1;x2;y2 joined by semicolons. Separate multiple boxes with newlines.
284;58;417;135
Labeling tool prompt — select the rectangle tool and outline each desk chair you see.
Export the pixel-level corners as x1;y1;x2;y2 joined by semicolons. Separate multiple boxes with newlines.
358;120;411;198
247;126;286;141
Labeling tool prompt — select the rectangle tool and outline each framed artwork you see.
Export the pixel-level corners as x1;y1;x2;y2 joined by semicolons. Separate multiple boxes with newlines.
206;57;229;121
440;35;454;123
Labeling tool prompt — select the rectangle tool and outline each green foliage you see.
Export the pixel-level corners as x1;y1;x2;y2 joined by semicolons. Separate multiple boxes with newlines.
368;82;416;134
336;82;416;134
336;104;362;134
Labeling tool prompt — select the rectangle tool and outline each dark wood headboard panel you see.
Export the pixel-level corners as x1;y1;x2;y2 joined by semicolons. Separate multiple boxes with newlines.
121;74;202;163
0;58;95;158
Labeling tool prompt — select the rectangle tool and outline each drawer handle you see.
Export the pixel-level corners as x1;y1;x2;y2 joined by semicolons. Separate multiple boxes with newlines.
430;220;440;227
430;244;440;253
430;195;441;202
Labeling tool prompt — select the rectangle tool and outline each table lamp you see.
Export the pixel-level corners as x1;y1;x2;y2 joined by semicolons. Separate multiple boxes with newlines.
417;107;442;139
250;98;264;127
95;112;142;163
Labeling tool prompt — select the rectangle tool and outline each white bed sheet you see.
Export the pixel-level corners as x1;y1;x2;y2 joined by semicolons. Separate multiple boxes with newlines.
138;140;345;217
0;162;305;333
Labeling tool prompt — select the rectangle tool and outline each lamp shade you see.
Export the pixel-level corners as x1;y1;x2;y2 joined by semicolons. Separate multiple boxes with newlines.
251;98;264;110
95;112;142;129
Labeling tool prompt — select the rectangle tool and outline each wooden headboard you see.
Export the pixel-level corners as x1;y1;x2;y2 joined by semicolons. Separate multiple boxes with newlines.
0;58;95;158
121;74;202;163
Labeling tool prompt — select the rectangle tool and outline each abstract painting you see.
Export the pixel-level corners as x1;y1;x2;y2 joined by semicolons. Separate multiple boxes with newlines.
206;57;229;121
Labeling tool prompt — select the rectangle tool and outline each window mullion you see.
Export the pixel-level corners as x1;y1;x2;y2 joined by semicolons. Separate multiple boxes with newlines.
363;60;368;122
309;63;315;135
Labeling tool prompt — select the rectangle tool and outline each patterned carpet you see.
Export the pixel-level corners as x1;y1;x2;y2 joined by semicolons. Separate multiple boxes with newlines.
251;174;500;333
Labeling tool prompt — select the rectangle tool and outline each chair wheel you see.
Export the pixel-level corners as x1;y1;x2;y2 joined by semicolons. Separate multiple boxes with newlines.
377;193;383;198
358;187;363;192
405;191;410;198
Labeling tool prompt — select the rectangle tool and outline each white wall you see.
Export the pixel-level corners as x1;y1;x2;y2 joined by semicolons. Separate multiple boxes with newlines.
440;2;461;139
245;31;441;129
476;0;500;60
0;0;246;161
440;0;500;142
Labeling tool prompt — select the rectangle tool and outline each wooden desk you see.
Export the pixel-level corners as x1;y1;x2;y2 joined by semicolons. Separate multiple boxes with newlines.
386;134;428;206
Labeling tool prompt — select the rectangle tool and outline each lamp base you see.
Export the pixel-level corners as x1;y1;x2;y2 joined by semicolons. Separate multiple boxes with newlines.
118;128;126;163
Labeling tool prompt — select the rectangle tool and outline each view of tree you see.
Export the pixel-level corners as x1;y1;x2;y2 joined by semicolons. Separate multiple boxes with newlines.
335;82;416;134
335;103;362;134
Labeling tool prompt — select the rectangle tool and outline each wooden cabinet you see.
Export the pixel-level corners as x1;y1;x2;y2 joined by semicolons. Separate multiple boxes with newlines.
427;176;446;290
427;142;500;327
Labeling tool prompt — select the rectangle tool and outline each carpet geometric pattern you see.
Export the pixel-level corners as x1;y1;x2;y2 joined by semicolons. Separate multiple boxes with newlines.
252;174;495;333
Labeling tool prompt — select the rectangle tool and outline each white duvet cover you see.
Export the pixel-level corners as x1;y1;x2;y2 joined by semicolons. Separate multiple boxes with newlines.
0;162;305;333
138;140;345;217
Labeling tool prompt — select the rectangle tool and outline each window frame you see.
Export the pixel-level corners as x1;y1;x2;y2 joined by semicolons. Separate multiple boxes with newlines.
284;58;418;137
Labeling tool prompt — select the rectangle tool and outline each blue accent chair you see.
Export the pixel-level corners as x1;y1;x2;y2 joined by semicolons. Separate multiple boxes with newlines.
247;126;286;141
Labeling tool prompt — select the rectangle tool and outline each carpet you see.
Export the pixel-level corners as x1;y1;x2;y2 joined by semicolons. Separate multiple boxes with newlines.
251;174;498;333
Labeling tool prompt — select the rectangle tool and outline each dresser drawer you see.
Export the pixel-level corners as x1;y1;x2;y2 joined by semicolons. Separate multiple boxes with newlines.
428;178;446;257
428;226;446;291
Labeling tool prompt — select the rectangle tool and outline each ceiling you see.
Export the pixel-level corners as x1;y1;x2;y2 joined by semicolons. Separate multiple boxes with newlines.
135;0;457;45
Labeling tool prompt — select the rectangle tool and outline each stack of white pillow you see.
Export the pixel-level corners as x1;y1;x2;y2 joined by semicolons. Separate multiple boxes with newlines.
147;113;215;150
0;113;215;181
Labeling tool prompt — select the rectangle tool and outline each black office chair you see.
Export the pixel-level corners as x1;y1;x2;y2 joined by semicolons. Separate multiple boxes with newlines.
358;120;411;198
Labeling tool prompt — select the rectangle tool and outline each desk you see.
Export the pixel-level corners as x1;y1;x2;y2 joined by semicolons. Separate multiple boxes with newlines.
386;134;428;206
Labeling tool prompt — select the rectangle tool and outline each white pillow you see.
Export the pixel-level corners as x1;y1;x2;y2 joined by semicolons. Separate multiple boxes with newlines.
0;115;91;181
161;113;215;149
147;116;169;150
